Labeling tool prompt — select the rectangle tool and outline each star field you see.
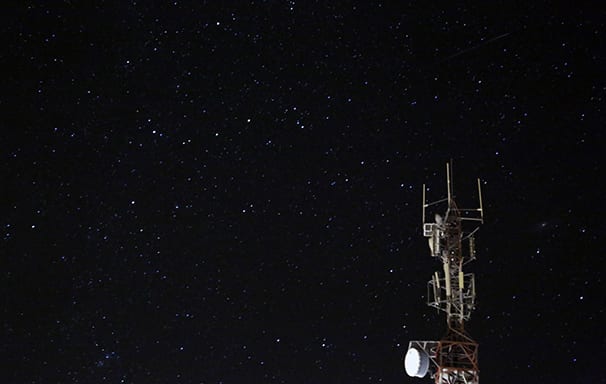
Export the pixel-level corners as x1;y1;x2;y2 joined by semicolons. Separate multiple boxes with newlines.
3;2;605;383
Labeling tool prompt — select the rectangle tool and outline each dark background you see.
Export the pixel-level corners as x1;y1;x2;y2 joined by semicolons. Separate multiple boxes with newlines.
2;2;604;383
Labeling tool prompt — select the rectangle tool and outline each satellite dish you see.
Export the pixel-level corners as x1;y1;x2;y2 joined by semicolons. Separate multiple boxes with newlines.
404;347;429;378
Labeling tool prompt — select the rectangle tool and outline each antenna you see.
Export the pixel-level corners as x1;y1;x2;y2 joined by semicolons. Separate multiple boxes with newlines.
404;162;484;384
422;184;426;225
446;162;452;204
477;178;484;223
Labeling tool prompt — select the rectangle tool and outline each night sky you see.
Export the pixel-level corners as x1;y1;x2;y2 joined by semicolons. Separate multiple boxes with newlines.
3;2;605;383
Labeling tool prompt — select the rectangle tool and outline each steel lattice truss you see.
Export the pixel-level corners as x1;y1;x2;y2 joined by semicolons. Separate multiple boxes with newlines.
405;163;484;384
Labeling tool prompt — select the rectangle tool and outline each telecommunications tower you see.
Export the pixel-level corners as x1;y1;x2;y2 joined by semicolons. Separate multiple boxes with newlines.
404;162;484;384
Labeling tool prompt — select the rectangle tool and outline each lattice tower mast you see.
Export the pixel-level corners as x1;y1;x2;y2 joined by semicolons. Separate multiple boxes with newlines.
404;162;484;384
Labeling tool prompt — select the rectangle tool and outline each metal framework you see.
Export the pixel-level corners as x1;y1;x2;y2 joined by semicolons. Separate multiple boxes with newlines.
405;162;484;384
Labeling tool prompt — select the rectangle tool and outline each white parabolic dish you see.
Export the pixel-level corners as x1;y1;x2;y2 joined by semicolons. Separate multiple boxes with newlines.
404;347;429;377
